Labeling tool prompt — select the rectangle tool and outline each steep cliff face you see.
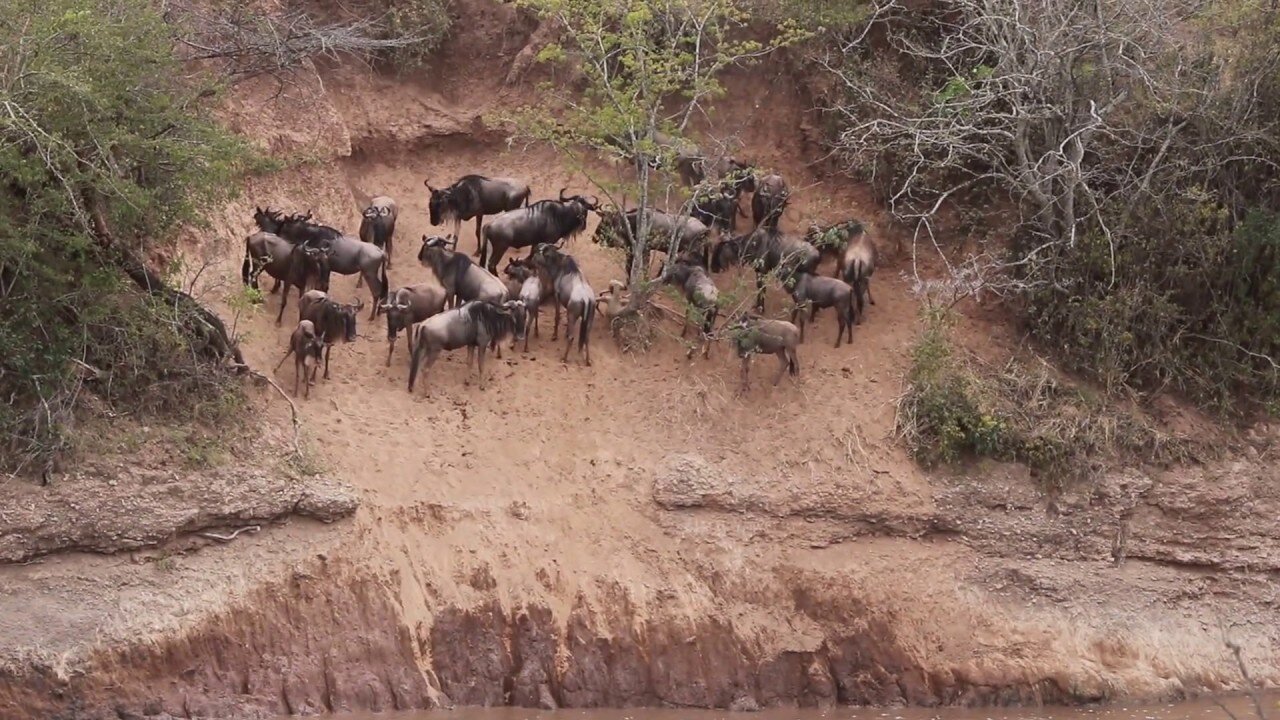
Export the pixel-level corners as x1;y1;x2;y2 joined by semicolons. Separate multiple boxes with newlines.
1;2;1277;718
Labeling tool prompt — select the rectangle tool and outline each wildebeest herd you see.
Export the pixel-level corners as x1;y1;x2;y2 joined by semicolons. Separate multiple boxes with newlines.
243;156;880;397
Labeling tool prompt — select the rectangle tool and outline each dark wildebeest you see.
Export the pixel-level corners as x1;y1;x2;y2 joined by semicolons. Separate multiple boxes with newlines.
381;283;448;366
658;259;720;359
804;219;866;272
592;207;710;275
649;132;754;191
297;290;363;380
691;185;747;237
531;244;596;366
479;190;597;274
417;235;508;310
359;196;399;268
503;257;556;350
425;175;531;259
710;226;820;312
241;229;328;325
787;271;855;348
279;214;389;318
406;300;524;394
839;228;879;324
728;313;801;393
273;319;325;399
752;174;790;229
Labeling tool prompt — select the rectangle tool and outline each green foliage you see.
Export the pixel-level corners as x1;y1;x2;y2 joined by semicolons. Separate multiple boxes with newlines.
899;305;1192;489
1024;207;1280;413
370;0;453;67
506;0;808;285
0;0;254;473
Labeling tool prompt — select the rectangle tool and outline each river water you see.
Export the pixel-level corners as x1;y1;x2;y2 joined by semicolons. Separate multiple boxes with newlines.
335;694;1272;720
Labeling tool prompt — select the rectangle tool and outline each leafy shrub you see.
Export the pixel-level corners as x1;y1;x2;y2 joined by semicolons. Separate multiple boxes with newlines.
899;305;1194;488
0;0;252;474
370;0;454;68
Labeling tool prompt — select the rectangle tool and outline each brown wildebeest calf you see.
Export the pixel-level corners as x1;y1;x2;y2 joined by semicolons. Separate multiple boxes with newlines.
274;319;324;398
729;313;801;393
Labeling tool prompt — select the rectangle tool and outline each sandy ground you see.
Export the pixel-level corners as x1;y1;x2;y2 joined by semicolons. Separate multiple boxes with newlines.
2;2;1279;717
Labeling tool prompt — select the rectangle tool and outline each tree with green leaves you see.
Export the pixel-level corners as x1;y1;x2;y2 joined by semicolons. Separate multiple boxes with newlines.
508;0;808;288
0;0;255;476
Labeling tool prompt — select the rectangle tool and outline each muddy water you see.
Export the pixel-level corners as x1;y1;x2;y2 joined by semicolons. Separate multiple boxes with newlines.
334;694;1272;720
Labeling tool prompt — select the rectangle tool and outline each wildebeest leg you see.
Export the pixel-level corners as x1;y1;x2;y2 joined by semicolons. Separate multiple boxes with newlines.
562;308;577;363
754;273;766;312
486;244;508;277
551;302;561;341
466;345;475;372
773;351;789;386
386;335;396;367
790;305;806;343
271;278;282;294
866;280;875;306
323;343;333;380
477;344;488;389
739;356;751;394
275;286;289;325
474;217;484;258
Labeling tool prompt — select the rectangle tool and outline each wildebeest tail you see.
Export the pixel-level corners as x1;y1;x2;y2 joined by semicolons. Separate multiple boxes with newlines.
579;299;594;353
240;249;252;287
788;353;799;376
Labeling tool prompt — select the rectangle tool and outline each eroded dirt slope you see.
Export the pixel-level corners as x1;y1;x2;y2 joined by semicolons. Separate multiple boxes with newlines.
2;2;1279;718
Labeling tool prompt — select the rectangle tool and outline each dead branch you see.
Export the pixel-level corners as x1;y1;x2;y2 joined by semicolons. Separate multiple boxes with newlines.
167;2;425;82
197;525;262;542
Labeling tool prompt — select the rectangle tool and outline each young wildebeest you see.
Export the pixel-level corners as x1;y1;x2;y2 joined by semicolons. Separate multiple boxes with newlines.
592;207;710;275
479;190;597;274
273;320;324;398
752;174;790;230
359;196;399;268
503;257;555;350
839;228;879;324
710;226;820;312
381;283;448;366
417;235;508;310
532;244;597;366
426;175;531;258
729;313;801;393
788;271;855;348
297;290;363;380
659;259;720;359
406;300;524;394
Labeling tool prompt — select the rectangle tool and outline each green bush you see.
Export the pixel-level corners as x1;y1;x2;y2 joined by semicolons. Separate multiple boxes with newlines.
899;305;1193;488
372;0;454;68
0;0;253;473
1023;205;1280;414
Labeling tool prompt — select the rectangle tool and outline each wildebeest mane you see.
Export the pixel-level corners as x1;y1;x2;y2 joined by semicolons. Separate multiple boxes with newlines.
464;300;515;341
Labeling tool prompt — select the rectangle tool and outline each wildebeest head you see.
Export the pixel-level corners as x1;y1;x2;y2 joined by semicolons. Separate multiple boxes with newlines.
709;236;744;273
332;297;363;343
380;294;414;339
503;299;528;341
504;257;535;282
302;244;332;291
425;179;477;226
723;160;756;194
591;207;629;249
363;204;393;221
254;206;284;234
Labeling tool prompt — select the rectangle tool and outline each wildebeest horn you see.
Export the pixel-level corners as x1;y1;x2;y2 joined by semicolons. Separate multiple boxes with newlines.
586;195;600;209
446;234;458;249
558;187;569;202
424;179;436;192
352;297;365;311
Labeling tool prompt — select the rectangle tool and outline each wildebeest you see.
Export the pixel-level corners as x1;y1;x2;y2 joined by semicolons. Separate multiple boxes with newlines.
297;290;363;380
592;207;710;275
649;132;754;191
241;230;327;324
710;226;821;312
658;259;720;358
425;175;531;258
839;228;879;324
381;283;448;366
752;174;790;229
406;300;524;394
273;320;325;398
279;214;389;318
728;313;801;393
503;257;555;350
531;244;596;366
417;235;509;309
359;196;399;268
690;185;747;237
787;271;855;348
253;206;287;235
479;190;598;274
